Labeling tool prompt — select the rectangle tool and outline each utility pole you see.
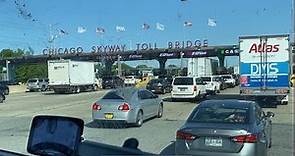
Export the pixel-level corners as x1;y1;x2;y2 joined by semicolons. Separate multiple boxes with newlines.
6;60;10;81
117;55;122;77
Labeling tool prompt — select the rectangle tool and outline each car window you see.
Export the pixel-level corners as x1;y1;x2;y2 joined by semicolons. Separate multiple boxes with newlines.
213;77;220;81
201;77;211;82
195;78;203;85
144;90;154;99
223;76;231;79
138;90;146;99
102;91;124;100
189;107;249;124
28;79;37;83
254;104;263;124
173;78;193;85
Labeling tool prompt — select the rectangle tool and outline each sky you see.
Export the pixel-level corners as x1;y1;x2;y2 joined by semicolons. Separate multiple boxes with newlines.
0;0;292;68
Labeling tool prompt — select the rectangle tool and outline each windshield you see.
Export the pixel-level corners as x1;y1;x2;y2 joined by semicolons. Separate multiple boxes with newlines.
150;79;164;84
213;77;220;81
173;78;193;85
0;0;293;155
223;76;231;79
28;79;37;83
189;107;249;124
201;77;211;82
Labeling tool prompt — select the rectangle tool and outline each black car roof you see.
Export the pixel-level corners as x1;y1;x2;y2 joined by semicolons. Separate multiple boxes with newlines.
199;99;253;109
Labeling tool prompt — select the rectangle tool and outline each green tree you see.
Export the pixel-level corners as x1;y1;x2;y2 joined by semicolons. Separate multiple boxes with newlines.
16;63;48;83
0;48;47;82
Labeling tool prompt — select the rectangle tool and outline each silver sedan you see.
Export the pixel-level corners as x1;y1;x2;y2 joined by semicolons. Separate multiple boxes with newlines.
175;99;274;156
92;88;163;127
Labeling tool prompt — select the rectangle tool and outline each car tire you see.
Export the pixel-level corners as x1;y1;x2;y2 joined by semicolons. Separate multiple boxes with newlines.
4;88;9;95
93;85;98;91
135;111;143;127
41;85;46;92
268;138;272;148
76;87;80;93
157;104;163;118
0;94;4;103
171;98;176;102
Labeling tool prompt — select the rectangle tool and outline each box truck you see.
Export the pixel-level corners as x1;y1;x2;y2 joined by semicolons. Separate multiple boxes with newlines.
48;60;97;93
239;34;290;105
187;58;218;77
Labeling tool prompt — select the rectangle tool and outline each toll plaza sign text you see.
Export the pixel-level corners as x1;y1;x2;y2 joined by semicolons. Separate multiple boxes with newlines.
42;39;209;55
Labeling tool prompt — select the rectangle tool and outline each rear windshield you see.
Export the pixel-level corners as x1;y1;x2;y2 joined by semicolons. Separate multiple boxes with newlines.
28;79;37;83
189;107;249;124
223;76;231;79
150;79;163;84
201;77;211;82
213;77;221;81
173;78;193;85
102;92;124;100
102;77;113;80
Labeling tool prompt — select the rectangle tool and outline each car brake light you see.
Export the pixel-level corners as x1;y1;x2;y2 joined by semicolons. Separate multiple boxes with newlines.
176;131;197;141
193;86;197;91
92;103;101;110
118;103;130;112
231;134;257;143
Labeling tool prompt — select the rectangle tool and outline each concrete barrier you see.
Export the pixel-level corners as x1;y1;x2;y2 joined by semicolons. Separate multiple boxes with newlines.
9;84;27;94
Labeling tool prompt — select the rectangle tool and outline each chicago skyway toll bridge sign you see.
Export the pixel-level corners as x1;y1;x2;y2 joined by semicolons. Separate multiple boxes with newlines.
0;39;239;64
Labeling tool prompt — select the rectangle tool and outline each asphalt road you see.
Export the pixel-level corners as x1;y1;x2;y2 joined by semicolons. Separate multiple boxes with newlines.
0;86;293;155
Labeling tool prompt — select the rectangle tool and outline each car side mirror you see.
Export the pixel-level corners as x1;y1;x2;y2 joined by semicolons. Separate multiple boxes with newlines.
153;95;158;98
266;111;275;118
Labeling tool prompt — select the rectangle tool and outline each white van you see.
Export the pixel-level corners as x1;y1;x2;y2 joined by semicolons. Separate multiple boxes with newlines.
201;76;221;94
171;76;207;100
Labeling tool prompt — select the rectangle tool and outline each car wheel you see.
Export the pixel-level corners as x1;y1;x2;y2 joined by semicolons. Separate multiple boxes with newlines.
135;111;143;127
4;88;9;95
157;104;163;118
213;87;217;95
0;94;4;103
268;138;272;148
93;85;98;91
41;85;46;92
76;87;80;93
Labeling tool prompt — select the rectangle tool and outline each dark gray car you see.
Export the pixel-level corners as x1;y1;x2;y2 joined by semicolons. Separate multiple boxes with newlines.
175;100;274;156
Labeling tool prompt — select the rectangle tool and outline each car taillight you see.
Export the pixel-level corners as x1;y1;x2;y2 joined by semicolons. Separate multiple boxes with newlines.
118;103;130;112
231;134;257;143
92;103;101;110
193;86;197;91
176;131;197;141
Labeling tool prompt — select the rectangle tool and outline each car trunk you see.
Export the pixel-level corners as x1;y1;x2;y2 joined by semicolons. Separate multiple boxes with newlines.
179;123;250;153
173;85;195;95
97;99;128;112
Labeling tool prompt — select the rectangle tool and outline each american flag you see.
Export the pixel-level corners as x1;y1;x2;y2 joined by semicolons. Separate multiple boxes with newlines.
184;21;192;27
142;23;150;30
96;27;105;34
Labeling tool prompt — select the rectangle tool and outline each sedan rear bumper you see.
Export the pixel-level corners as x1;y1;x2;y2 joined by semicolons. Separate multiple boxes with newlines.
175;140;265;156
92;110;137;124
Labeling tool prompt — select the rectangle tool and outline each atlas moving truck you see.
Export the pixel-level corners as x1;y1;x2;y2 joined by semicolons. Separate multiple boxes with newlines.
48;60;98;93
239;34;290;105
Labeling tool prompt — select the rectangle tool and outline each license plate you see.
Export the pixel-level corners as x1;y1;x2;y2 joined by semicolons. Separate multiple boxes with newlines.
205;138;223;147
180;88;186;91
104;113;114;119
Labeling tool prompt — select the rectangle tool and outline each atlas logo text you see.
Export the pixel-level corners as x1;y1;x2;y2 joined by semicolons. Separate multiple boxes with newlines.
249;43;279;53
